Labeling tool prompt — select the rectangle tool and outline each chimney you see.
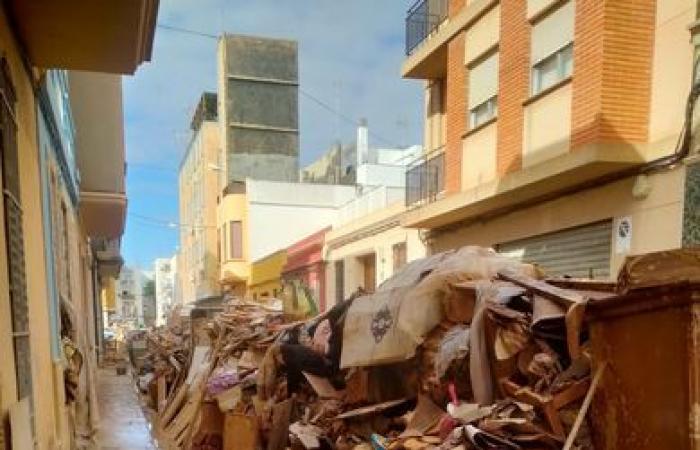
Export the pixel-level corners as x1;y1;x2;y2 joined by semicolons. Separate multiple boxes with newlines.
357;118;368;168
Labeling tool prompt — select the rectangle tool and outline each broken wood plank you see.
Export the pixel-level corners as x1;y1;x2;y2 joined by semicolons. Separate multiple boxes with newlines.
336;398;409;420
303;372;344;399
224;413;260;450
267;399;293;450
563;362;607;450
157;376;167;413
400;394;445;437
498;270;589;307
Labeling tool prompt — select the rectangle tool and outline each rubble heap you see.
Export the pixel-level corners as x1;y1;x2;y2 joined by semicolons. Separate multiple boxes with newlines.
136;246;700;450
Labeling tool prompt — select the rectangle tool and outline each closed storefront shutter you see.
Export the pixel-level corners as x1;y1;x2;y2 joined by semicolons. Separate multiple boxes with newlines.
497;220;613;279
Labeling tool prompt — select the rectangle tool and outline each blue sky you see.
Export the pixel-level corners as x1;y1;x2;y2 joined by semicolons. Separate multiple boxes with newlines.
121;0;424;271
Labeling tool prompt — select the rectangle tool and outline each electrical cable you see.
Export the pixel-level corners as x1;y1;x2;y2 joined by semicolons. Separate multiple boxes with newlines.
155;22;406;149
129;213;217;230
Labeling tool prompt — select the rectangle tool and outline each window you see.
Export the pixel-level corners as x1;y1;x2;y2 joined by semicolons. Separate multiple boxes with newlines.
470;97;498;128
217;227;221;263
468;52;499;128
530;0;574;95
1;58;34;413
229;220;242;259
222;222;227;261
427;79;446;151
392;242;407;272
61;202;71;301
532;43;573;95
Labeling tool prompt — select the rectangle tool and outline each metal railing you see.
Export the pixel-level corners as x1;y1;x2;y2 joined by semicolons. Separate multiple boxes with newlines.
405;0;449;55
405;148;445;207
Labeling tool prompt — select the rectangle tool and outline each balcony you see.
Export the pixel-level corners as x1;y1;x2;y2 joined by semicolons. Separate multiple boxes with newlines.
406;0;449;56
337;185;406;226
7;0;158;74
68;72;127;239
405;149;445;207
403;0;498;79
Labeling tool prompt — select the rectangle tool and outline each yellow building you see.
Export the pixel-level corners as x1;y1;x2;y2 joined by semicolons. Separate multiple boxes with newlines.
218;181;250;297
400;0;700;277
0;2;157;449
248;250;288;299
178;92;222;304
217;179;356;299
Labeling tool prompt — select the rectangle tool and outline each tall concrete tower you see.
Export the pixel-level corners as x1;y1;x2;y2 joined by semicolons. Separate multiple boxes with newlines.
217;34;299;184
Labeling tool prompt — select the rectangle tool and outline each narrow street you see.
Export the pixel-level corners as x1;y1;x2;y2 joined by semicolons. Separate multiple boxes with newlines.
2;1;700;450
97;369;155;450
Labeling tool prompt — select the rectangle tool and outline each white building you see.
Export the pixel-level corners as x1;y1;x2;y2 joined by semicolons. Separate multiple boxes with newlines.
115;265;147;327
154;256;177;326
324;124;427;305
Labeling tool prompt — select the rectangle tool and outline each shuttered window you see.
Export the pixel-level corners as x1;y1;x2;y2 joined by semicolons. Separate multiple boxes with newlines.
530;0;574;94
392;242;407;272
1;59;34;410
498;220;613;279
229;220;242;259
469;51;499;128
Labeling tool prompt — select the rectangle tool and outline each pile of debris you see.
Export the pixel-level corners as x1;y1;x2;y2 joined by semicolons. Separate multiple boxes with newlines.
137;246;700;450
135;314;192;408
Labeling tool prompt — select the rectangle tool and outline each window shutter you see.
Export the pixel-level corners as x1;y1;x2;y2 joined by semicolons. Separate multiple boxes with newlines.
229;221;242;259
1;58;34;408
469;52;499;109
531;0;574;64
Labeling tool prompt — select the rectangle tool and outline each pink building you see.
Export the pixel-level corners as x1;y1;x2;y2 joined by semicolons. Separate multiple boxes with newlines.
282;227;329;311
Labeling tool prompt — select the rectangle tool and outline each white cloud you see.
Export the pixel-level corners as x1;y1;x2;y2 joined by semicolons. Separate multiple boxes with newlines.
123;0;423;167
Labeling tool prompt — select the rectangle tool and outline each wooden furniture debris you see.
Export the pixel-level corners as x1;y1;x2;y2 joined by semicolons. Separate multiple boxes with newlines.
336;398;409;420
267;399;293;450
303;371;344;399
562;362;606;450
224;412;260;450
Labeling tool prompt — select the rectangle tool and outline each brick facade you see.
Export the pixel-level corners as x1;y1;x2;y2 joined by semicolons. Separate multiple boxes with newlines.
448;0;465;18
496;0;529;175
423;0;656;195
445;33;466;193
571;0;655;149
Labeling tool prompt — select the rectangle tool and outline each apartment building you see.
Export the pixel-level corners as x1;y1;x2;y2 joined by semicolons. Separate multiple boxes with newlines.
0;2;157;448
401;0;700;278
217;34;300;184
115;266;147;328
178;92;221;305
154;256;177;326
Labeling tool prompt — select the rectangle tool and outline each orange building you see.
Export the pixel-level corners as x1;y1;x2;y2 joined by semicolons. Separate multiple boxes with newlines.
402;0;700;278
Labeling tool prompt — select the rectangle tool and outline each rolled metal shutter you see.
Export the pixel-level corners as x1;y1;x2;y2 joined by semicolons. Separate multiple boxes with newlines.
497;220;613;279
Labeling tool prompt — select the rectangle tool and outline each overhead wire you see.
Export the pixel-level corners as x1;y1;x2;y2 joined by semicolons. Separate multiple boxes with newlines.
155;22;405;149
129;212;217;230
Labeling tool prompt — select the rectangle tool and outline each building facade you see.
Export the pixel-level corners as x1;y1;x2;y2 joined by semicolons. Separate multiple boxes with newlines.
178;93;221;305
401;0;700;278
218;179;356;297
115;266;147;328
217;34;300;184
154;256;177;326
0;1;157;448
282;228;329;311
325;196;427;306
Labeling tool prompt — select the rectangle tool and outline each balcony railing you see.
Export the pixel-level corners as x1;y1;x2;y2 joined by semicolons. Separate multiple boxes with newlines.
405;148;445;207
405;0;449;55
